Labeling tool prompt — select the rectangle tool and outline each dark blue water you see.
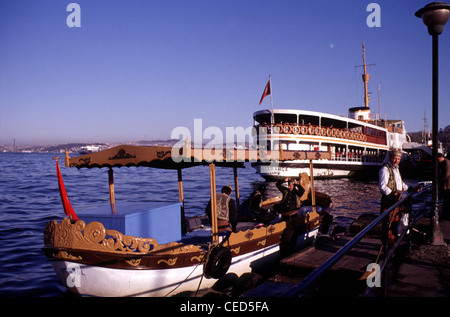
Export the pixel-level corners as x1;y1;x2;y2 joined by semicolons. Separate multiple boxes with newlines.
0;152;387;297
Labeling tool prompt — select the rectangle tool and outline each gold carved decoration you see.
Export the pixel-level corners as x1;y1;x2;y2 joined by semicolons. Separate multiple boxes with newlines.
226;222;286;247
44;218;202;255
126;258;142;266
157;258;178;266
190;256;204;263
54;251;82;261
230;246;240;255
245;231;254;240
257;240;266;247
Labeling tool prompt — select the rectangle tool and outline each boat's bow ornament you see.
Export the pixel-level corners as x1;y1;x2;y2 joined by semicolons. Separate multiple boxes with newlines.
43;218;202;255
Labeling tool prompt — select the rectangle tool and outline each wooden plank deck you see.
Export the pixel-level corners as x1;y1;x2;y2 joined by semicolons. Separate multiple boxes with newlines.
245;219;450;297
279;235;383;277
245;235;384;296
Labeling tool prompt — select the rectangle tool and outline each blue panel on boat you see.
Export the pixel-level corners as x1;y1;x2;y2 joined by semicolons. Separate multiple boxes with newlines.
76;201;182;244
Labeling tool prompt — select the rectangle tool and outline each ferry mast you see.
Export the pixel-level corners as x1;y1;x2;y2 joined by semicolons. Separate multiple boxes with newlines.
362;42;370;108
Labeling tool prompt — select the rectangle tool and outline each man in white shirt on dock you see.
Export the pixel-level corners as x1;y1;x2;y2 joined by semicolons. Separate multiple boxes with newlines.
378;148;408;244
379;149;409;210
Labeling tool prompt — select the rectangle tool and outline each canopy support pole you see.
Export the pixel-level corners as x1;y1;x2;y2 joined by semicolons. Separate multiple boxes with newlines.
233;165;240;212
108;168;117;215
309;160;316;213
177;168;186;233
209;163;219;245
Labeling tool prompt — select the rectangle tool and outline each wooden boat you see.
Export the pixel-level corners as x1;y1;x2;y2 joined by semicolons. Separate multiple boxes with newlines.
43;143;333;297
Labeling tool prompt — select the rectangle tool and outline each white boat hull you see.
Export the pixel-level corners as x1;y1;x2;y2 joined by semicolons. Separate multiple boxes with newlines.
51;229;318;297
253;160;382;180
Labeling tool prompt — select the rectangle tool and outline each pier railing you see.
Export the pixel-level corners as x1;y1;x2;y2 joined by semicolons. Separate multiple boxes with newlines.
279;184;432;297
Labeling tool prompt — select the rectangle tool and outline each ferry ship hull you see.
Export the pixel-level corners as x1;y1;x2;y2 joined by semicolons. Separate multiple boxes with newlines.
252;160;381;180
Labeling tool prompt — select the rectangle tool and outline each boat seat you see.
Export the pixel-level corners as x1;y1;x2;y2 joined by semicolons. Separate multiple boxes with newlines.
180;230;211;247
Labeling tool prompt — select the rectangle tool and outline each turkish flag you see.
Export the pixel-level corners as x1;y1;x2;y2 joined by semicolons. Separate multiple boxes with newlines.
259;80;271;105
56;160;79;221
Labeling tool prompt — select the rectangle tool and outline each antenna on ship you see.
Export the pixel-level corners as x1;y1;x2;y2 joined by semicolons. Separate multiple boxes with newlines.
378;85;381;121
423;110;428;145
357;42;376;108
349;43;376;121
362;42;370;108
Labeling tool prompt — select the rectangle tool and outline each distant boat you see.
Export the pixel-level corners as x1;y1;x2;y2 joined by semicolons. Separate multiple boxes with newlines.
252;43;410;180
78;145;100;154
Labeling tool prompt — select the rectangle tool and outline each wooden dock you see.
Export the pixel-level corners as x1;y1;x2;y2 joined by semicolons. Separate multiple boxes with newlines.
245;218;450;297
245;234;383;296
281;235;382;275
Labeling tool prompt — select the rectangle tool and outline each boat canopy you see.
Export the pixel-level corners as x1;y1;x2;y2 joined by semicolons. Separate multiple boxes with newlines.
63;143;330;244
65;144;331;169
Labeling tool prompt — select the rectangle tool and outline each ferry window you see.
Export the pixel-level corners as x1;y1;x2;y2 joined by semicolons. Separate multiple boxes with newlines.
254;114;271;126
298;115;319;126
280;140;297;150
323;118;346;129
348;122;363;132
274;114;297;124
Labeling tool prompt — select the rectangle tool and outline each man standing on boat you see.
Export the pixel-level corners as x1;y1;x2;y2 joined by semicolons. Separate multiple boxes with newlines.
275;177;305;219
378;149;408;243
205;185;237;232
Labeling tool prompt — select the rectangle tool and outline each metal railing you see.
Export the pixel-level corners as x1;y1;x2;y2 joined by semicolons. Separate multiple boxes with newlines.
279;185;432;297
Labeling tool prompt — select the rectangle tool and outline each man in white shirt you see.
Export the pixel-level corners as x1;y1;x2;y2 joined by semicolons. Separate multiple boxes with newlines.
379;149;408;211
378;149;408;243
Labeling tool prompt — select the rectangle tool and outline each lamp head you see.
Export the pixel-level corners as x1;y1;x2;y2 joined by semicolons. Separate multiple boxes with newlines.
415;2;450;35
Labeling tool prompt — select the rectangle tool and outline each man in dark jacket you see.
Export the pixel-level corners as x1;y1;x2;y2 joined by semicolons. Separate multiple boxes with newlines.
275;177;305;219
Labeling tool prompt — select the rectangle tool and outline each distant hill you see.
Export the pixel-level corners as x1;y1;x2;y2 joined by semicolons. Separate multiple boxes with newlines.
0;140;181;153
2;127;449;153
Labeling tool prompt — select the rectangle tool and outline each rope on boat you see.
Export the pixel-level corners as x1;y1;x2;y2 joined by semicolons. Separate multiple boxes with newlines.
163;249;209;297
164;232;232;297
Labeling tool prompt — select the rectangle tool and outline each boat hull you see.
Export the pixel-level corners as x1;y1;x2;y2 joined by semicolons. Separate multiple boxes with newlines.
48;229;318;297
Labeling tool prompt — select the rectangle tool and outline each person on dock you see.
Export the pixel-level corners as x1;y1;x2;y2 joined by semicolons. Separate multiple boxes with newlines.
205;185;238;232
274;177;305;219
379;149;409;243
438;153;450;220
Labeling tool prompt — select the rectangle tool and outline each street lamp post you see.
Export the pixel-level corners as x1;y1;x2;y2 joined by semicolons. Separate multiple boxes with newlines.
415;2;450;246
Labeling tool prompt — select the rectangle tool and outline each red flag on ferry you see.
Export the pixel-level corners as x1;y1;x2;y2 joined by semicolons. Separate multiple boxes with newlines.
56;160;79;221
259;79;271;105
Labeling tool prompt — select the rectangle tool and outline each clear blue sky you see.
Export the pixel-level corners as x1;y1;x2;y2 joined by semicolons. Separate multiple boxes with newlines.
1;0;449;145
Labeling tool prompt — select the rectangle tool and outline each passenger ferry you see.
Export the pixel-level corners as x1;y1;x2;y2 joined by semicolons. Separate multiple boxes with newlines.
252;43;409;180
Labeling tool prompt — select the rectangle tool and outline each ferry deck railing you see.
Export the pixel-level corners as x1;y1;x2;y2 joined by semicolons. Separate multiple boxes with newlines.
278;185;432;297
